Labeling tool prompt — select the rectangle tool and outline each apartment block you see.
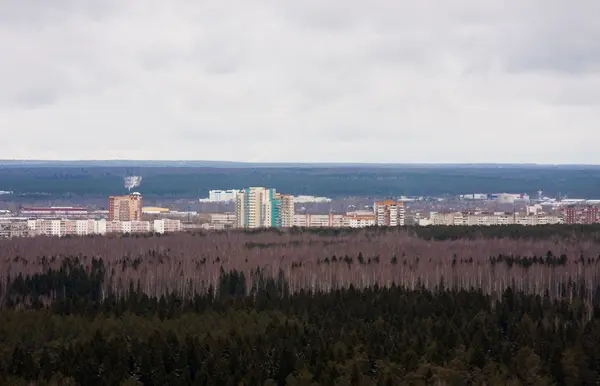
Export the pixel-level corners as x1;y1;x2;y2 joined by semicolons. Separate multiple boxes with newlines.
343;212;376;228
563;206;599;225
374;200;405;226
428;211;563;226
293;214;344;227
236;187;267;228
0;219;31;238
105;220;122;233
108;192;143;221
153;219;182;234
430;212;465;226
2;218;182;238
279;194;295;227
235;187;294;228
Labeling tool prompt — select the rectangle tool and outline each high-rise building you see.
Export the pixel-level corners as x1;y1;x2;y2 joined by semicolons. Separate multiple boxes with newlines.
279;194;295;227
236;187;265;228
235;187;294;228
374;200;405;226
108;192;143;221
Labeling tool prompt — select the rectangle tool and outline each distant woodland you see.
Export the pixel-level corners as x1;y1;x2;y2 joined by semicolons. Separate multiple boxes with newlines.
2;165;600;198
1;225;600;384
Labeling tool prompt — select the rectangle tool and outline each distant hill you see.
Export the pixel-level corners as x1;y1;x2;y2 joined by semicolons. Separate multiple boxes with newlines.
0;163;599;199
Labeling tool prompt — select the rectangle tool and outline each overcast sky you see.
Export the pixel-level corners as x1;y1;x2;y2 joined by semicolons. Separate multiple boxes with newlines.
1;1;599;163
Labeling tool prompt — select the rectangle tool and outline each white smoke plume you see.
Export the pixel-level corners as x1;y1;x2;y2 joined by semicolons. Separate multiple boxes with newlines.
124;176;142;191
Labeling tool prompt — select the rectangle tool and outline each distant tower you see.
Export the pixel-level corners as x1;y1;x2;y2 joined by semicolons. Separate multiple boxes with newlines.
537;190;543;201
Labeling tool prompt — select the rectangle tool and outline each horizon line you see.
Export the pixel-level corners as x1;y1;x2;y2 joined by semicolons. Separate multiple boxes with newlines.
1;159;599;167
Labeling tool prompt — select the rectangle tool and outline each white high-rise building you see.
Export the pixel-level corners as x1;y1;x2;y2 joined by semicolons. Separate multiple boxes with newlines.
236;187;271;228
235;187;294;228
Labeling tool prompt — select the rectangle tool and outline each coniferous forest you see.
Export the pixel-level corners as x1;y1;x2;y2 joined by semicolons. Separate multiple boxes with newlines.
2;225;600;385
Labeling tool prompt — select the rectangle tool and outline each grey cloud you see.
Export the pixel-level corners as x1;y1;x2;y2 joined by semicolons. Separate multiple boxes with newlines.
0;0;599;163
11;88;59;109
507;44;600;75
0;0;120;26
499;2;600;74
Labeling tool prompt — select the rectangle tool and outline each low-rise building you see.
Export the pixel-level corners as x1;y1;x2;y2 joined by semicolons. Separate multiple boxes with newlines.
20;207;89;218
293;195;332;203
563;205;599;224
293;214;344;227
0;219;31;238
4;218;183;238
343;212;376;228
201;223;227;230
210;212;236;225
153;219;182;233
428;211;563;226
142;207;170;215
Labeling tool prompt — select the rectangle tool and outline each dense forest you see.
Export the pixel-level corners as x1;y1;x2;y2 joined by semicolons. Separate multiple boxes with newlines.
3;225;600;300
1;165;600;198
2;225;600;384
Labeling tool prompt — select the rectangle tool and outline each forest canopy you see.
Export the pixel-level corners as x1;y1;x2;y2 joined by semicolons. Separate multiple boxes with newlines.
1;225;600;384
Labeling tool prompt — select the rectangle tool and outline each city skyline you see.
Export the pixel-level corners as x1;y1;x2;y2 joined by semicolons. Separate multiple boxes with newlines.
1;1;599;163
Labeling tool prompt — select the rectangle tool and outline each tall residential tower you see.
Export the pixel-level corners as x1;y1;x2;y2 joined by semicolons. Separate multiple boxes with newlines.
235;187;294;228
108;192;143;221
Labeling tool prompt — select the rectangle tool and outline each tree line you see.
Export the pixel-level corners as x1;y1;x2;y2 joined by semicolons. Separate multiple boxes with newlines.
3;165;600;198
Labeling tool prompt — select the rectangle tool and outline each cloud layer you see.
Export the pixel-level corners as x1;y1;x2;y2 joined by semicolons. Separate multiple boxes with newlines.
1;0;599;163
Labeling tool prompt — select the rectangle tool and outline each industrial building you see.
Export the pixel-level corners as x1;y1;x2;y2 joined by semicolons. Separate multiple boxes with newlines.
19;207;89;218
142;207;170;215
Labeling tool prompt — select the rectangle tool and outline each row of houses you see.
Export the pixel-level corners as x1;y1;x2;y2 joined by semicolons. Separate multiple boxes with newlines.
0;218;182;238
